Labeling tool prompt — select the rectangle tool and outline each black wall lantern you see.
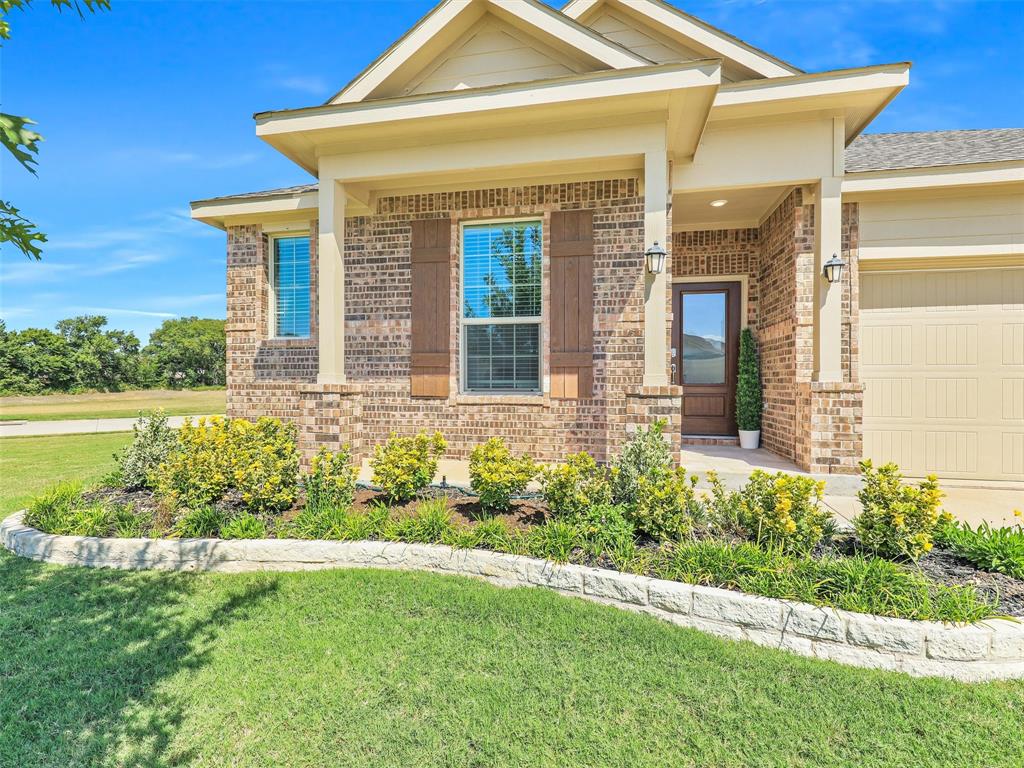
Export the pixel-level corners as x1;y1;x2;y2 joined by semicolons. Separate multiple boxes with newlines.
645;241;667;275
823;253;846;284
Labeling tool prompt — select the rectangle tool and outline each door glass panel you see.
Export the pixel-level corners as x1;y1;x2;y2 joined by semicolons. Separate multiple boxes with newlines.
682;292;726;384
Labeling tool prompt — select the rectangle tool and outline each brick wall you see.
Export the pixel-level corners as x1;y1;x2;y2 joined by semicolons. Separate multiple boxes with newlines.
227;179;680;463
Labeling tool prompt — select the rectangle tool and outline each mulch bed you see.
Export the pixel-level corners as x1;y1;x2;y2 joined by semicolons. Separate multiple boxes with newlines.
78;484;1022;616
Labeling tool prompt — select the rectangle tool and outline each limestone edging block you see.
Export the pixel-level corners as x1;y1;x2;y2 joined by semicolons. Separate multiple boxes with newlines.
3;511;1021;682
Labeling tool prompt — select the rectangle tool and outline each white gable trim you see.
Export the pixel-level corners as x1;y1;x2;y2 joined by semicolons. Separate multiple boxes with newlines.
563;0;801;79
330;0;651;105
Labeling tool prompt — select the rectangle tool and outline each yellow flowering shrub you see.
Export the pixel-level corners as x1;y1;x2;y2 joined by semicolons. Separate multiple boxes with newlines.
370;431;447;502
540;452;611;519
305;446;358;511
155;416;299;514
469;437;537;512
631;467;705;541
738;470;831;554
854;460;948;560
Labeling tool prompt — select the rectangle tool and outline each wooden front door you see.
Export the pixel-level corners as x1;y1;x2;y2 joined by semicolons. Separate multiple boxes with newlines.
672;281;741;435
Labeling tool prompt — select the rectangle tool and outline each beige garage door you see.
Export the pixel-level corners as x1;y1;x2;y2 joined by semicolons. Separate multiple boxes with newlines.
861;267;1024;481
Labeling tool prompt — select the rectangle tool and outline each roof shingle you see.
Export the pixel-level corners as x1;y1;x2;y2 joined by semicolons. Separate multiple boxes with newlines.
845;128;1024;173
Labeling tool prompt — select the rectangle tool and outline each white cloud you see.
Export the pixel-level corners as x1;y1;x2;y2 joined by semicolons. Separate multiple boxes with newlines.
70;306;178;319
273;74;330;96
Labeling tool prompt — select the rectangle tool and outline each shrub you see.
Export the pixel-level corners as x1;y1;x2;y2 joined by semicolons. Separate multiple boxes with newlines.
704;471;745;538
471;516;518;552
935;518;1024;579
25;482;83;533
735;328;762;432
388;498;455;544
370;431;447;503
469;437;537;512
738;470;832;554
610;420;673;507
25;484;149;538
630;467;705;541
220;513;267;540
854;460;947;560
540;452;612;518
525;520;578;563
173;505;225;538
155;416;300;514
575;503;636;561
116;410;177;490
305;445;358;512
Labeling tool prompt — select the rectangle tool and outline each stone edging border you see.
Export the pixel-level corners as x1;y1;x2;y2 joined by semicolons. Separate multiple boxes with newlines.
3;511;1022;682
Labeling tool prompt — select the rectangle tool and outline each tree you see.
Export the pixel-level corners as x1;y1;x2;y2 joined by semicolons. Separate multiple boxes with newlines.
143;317;226;388
55;315;140;390
0;0;110;259
0;321;76;392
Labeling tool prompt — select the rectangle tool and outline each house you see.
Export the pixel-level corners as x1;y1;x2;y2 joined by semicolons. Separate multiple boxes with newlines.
191;0;1024;483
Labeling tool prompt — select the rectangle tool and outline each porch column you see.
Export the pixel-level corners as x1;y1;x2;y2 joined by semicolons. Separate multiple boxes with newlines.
643;148;670;387
813;173;844;382
317;178;346;384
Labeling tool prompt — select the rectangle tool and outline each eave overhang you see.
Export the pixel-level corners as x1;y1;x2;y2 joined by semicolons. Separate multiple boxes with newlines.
255;60;723;175
711;62;911;143
191;189;318;230
842;159;1024;197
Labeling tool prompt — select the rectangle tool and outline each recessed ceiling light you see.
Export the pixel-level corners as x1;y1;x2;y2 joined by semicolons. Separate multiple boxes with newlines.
710;199;728;208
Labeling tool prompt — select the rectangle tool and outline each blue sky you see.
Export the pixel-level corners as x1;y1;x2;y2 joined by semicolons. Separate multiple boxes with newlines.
2;0;1022;342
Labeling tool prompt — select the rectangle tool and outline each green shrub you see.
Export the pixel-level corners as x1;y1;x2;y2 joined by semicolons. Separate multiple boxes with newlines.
575;503;636;561
25;482;83;533
525;520;578;563
221;513;267;540
629;467;705;541
935;519;1024;579
738;470;832;554
155;416;300;514
854;460;947;560
173;505;225;538
370;431;446;503
610;420;673;507
116;410;177;490
388;498;455;544
289;502;391;541
735;327;762;432
304;445;358;512
704;471;745;537
471;516;518;552
469;437;537;511
540;452;611;518
652;540;993;623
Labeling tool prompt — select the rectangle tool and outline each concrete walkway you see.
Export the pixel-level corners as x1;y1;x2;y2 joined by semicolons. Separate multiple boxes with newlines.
0;415;203;437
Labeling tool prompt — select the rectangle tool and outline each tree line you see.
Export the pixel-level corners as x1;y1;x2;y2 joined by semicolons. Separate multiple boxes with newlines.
0;315;226;394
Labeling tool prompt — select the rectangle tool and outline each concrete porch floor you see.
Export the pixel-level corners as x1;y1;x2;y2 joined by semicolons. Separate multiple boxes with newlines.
358;450;1021;529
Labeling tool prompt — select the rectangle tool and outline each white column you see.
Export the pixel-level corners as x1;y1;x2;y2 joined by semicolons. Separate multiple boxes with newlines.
643;148;670;388
814;174;844;382
317;178;346;384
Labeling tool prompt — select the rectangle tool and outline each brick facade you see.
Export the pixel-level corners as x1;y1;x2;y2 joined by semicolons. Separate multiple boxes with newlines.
227;178;681;464
227;180;861;474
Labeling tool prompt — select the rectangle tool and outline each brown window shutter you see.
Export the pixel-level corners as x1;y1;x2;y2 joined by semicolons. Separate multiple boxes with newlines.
549;210;594;399
410;218;451;398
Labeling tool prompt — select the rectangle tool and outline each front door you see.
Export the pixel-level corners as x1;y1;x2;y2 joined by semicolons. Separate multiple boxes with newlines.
672;281;741;435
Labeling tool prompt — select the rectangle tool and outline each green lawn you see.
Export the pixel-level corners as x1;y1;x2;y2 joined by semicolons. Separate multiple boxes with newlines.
2;433;1023;767
0;432;130;515
0;388;225;422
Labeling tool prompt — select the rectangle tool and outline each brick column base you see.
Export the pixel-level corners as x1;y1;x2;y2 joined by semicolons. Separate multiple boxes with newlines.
624;386;683;453
298;383;364;468
795;381;863;474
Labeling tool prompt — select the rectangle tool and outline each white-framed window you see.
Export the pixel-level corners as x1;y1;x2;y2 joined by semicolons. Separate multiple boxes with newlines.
269;234;311;339
460;219;543;393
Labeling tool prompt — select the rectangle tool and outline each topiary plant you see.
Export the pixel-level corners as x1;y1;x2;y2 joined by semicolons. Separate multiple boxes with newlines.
735;327;762;432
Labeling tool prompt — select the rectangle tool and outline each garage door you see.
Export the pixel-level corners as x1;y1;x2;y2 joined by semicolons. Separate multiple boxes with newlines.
861;267;1024;481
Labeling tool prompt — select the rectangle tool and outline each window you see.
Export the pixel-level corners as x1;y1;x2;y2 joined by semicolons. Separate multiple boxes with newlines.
271;235;311;338
461;221;542;393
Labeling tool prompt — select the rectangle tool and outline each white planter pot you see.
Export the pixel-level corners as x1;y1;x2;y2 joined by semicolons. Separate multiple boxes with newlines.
738;430;760;450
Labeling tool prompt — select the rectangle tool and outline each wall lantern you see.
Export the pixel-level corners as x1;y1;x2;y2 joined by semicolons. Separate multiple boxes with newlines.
823;253;846;284
645;241;667;275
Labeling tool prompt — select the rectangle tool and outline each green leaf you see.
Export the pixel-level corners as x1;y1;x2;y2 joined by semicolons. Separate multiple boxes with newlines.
0;112;42;174
0;199;46;259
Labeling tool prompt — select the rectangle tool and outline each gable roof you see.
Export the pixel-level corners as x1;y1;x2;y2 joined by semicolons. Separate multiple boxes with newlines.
562;0;801;80
328;0;651;104
846;128;1024;172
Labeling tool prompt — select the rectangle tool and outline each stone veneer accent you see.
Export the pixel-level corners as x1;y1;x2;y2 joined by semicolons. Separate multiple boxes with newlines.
673;189;863;473
227;179;681;464
4;511;1021;683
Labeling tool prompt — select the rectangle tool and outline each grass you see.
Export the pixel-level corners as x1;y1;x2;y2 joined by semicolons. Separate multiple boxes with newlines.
2;553;1024;768
0;388;225;422
0;432;130;515
2;435;1024;767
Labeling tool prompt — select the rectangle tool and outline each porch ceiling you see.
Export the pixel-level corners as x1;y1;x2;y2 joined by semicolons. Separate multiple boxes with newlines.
672;184;791;231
